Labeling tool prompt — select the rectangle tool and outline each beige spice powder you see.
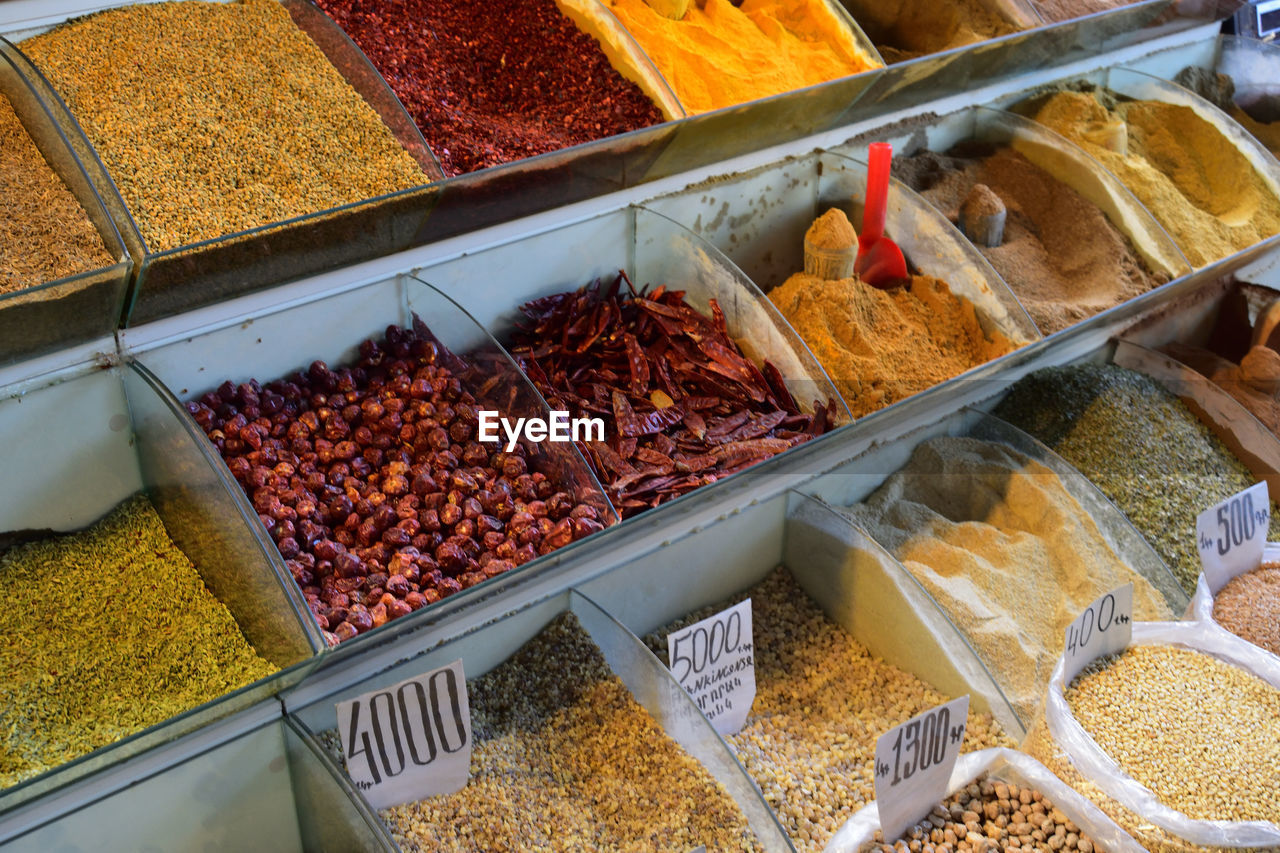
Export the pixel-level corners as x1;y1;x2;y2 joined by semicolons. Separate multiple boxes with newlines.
0;91;114;293
19;0;428;252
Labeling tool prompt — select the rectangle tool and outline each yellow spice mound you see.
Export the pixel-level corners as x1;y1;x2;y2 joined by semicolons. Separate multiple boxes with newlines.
771;272;1017;417
606;0;880;115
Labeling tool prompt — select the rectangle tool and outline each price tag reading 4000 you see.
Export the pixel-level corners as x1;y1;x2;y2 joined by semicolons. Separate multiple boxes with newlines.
666;599;755;736
1062;584;1133;686
873;696;969;844
1197;481;1270;595
335;659;472;809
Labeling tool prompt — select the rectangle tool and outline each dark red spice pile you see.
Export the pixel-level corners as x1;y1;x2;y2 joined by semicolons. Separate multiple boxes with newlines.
186;321;608;645
312;0;666;177
509;274;840;517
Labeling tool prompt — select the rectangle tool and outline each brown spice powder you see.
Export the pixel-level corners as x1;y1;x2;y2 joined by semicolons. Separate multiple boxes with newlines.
20;0;428;252
893;142;1168;334
770;271;1017;417
805;207;858;249
0;91;114;293
1214;563;1280;656
1023;90;1280;267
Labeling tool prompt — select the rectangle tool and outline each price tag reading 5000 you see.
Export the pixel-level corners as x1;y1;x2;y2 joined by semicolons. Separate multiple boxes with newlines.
1197;481;1270;595
1062;584;1133;685
666;599;755;736
873;695;969;843
335;659;472;809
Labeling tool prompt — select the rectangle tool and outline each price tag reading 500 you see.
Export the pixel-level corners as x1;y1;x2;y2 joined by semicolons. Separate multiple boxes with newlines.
666;599;755;736
335;658;472;809
1197;481;1270;595
873;695;969;843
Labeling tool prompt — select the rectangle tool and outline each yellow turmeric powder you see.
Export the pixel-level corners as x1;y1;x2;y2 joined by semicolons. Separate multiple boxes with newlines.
607;0;881;115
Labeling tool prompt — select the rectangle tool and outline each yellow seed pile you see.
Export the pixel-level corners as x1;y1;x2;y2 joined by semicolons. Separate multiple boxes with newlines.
379;612;762;852
646;567;1015;852
1065;644;1280;823
19;0;428;251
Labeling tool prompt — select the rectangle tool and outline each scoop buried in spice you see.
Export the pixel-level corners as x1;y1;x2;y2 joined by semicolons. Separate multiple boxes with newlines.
642;0;692;18
855;142;909;289
958;183;1006;248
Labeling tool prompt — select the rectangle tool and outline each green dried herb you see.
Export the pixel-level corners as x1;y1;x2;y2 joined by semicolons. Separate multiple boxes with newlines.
0;495;276;788
994;364;1280;595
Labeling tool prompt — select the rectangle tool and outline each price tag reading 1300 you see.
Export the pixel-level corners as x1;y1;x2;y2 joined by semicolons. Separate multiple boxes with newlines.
335;659;472;809
1197;481;1270;595
873;695;969;843
666;599;755;736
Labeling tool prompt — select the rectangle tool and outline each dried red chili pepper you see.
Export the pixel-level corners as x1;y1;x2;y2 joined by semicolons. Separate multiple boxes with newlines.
508;273;838;517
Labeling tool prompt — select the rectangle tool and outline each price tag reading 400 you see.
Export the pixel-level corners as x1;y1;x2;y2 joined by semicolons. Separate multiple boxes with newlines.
666;599;755;736
1197;481;1270;595
873;696;969;843
335;659;472;809
1062;584;1133;686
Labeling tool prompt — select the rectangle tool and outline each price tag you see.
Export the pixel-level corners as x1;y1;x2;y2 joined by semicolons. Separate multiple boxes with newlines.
873;696;969;843
1197;481;1270;595
1062;584;1133;685
666;599;755;735
335;659;472;809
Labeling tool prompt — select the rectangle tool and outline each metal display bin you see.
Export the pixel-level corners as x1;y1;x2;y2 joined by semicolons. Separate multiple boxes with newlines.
0;362;321;818
0;40;131;367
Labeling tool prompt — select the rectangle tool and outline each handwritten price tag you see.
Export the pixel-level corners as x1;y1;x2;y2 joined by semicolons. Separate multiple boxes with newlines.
335;659;472;809
1062;585;1133;685
1197;482;1269;595
874;696;969;843
666;599;755;735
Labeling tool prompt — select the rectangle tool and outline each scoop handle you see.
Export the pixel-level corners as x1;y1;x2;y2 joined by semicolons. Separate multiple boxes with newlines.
862;142;892;244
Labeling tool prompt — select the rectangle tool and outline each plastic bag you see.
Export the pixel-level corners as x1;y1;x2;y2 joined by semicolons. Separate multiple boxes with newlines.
822;747;1145;853
1040;621;1280;849
1187;545;1280;667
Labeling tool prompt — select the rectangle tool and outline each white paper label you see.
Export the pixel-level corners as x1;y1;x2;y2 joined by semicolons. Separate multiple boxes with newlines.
1062;584;1133;686
874;696;969;843
666;599;755;735
1197;481;1270;595
335;659;472;809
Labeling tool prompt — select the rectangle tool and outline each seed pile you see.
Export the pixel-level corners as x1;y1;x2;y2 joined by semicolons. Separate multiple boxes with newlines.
508;274;838;517
1064;644;1280;823
20;0;428;252
644;567;1015;852
0;495;276;789
992;364;1280;595
360;613;763;851
863;774;1102;853
188;321;607;645
1213;562;1280;657
0;91;114;293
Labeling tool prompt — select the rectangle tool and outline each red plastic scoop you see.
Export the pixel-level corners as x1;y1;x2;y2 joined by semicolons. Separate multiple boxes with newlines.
855;141;909;289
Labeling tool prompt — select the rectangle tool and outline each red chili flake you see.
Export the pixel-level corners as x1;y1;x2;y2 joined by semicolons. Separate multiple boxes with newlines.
311;0;665;177
508;273;839;517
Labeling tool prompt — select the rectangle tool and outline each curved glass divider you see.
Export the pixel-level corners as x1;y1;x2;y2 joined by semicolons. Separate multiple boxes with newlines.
632;206;851;422
1113;338;1280;509
784;492;1025;738
0;365;318;815
557;0;685;122
0;38;131;365
966;405;1188;611
815;149;1040;343
128;270;615;656
287;588;793;852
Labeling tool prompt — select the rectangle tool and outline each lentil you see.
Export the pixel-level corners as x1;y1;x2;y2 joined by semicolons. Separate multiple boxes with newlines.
1213;563;1280;656
0;495;276;789
842;436;1173;725
331;612;762;851
863;773;1103;853
508;274;838;517
187;322;607;645
19;0;428;252
312;0;665;177
1063;645;1280;823
992;364;1280;595
0;91;114;292
644;567;1015;852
